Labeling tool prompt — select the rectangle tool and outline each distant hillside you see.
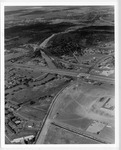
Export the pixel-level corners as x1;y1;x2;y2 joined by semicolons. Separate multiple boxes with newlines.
45;25;114;57
5;22;74;49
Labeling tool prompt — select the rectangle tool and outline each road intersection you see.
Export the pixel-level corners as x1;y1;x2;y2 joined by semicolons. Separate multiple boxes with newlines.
12;63;114;84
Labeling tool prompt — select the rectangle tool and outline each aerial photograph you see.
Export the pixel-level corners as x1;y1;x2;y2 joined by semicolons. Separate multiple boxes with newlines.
5;6;115;144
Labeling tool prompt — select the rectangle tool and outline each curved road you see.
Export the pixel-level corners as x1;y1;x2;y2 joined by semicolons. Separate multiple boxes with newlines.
35;80;109;144
35;82;71;144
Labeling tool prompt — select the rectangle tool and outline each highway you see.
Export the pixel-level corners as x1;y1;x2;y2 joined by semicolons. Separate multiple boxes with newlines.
13;63;114;84
35;83;71;144
41;51;56;69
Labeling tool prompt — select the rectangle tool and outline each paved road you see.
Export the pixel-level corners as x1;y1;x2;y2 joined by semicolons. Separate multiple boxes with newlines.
35;83;71;144
39;34;55;49
41;51;56;69
35;80;110;144
5;135;11;144
13;63;114;84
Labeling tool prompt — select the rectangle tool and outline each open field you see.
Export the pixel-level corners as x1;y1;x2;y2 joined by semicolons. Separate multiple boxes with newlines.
16;106;46;121
15;68;46;79
44;124;101;144
50;82;114;143
5;71;68;104
7;128;37;141
27;100;52;112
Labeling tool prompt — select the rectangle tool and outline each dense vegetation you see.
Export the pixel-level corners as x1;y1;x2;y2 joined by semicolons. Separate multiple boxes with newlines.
46;26;114;56
5;22;74;49
5;22;74;38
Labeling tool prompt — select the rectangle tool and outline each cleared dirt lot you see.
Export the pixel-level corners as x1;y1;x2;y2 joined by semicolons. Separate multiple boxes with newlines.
44;124;101;144
50;81;114;143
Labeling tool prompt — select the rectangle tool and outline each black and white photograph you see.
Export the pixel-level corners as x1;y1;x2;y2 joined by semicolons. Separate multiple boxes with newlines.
0;0;120;148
